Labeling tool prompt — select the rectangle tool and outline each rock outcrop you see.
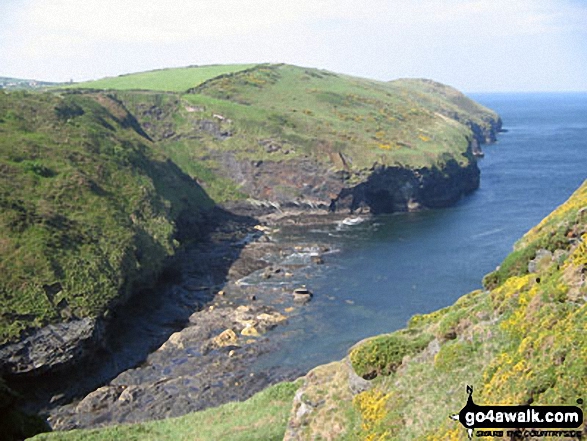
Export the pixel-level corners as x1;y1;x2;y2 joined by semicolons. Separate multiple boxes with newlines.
0;318;103;377
218;151;483;215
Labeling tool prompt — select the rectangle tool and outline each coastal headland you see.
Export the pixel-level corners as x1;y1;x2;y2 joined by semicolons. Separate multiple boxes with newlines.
0;64;502;438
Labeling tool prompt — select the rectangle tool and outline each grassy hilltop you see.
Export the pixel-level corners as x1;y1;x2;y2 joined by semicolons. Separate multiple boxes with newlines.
63;65;257;93
32;181;587;440
68;63;498;173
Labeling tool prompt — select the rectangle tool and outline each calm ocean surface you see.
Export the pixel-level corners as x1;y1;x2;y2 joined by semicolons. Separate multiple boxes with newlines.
253;93;587;372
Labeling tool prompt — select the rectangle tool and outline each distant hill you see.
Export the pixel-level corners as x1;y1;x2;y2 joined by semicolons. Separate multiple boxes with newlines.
0;77;60;90
65;64;500;207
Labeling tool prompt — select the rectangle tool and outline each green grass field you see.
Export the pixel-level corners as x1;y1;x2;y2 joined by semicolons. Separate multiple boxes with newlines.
64;65;257;92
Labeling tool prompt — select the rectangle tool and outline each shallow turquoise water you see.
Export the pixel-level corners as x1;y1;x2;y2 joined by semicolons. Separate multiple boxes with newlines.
253;93;587;372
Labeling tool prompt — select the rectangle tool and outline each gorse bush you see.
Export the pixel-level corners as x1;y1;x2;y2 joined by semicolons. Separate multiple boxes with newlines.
349;331;433;379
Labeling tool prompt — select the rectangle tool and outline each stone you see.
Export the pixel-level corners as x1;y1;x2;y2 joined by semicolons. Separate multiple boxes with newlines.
345;358;372;395
161;332;184;350
75;386;124;413
213;329;238;347
311;255;324;265
118;386;140;404
234;305;255;324
256;312;287;324
0;317;102;376
528;249;553;273
241;324;260;337
293;287;313;304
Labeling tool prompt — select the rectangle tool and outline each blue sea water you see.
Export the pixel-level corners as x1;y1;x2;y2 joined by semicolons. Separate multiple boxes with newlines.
253;93;587;372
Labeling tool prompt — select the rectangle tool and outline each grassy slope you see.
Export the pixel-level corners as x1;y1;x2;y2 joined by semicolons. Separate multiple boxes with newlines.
63;65;257;93
0;91;212;345
31;381;301;441
179;64;487;169
40;181;587;440
389;78;499;137
67;65;497;192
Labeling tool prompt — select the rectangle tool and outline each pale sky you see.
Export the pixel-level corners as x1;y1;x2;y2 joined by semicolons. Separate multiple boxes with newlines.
1;0;586;92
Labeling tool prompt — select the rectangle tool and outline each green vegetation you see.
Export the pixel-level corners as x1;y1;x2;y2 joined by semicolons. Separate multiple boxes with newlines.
349;331;433;379
63;65;256;92
181;64;489;170
32;380;301;441
0;90;211;344
389;78;499;141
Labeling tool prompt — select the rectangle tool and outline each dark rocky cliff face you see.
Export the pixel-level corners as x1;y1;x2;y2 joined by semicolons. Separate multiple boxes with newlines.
213;114;499;216
219;147;483;216
0;318;103;377
237;114;502;214
333;158;480;214
466;115;503;156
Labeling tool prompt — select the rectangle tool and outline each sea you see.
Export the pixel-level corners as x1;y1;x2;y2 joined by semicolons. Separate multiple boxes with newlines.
252;92;587;373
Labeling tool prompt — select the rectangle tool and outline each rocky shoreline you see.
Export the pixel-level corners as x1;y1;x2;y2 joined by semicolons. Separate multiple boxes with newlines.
8;209;351;430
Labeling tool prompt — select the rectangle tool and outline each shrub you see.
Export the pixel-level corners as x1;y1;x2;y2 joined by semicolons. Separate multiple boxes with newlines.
350;331;432;379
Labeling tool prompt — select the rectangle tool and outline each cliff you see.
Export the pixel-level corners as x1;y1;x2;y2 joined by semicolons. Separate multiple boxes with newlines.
29;180;587;440
288;181;587;439
106;65;501;214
